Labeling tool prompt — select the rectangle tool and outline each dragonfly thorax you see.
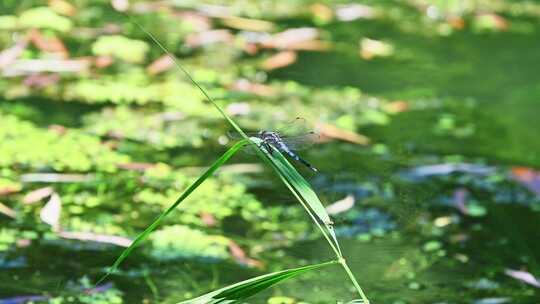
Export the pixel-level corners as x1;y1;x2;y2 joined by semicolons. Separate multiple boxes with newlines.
258;131;283;145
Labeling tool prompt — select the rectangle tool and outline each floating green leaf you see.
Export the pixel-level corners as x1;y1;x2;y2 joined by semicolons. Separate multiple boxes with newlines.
19;7;72;32
149;225;230;261
92;35;150;63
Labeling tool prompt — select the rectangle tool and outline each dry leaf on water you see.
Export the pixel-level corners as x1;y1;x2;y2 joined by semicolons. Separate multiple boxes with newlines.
2;59;89;76
262;28;330;51
40;192;62;230
326;194;355;215
95;55;114;68
511;167;540;197
111;0;129;12
200;212;217;227
23;186;54;204
336;4;375;21
221;16;274;32
261;51;297;70
48;0;77;16
0;39;27;69
58;231;133;247
383;101;409;113
28;29;68;57
146;54;174;75
316;122;370;145
0;202;17;219
504;269;540;288
230;79;275;97
228;240;263;269
24;73;60;88
360;38;394;60
185;30;233;48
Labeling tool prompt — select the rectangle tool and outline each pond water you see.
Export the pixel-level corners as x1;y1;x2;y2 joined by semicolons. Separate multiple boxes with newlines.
1;2;540;304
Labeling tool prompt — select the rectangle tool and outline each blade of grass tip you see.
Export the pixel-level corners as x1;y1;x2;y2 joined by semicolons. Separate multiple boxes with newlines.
96;139;249;285
129;18;247;139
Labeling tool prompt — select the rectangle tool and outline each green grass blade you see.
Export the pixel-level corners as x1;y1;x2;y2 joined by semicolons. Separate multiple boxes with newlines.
177;260;338;304
96;139;249;284
249;138;342;256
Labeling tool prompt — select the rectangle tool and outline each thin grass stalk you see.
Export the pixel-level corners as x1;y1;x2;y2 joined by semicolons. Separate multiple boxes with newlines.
340;258;370;303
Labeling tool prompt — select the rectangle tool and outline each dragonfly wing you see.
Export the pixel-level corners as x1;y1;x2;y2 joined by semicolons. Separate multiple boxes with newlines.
276;117;312;137
280;132;320;150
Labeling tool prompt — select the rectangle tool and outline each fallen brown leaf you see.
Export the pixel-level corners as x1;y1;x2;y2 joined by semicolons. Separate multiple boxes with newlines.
172;11;211;32
0;184;21;196
0;202;17;219
326;194;355;215
200;212;217;227
0;39;28;69
511;167;540;197
448;16;465;30
48;0;77;16
505;269;540;288
452;188;469;215
316;122;370;145
111;0;129;12
40;192;62;231
384;100;409;113
28;29;68;57
230;79;275;97
95;55;114;68
228;240;264;269
336;4;376;21
146;54;174;75
310;3;333;23
20;173;93;183
262;28;319;49
58;230;133;247
261;51;297;70
2;59;89;76
475;13;509;31
23;73;60;88
221;16;275;32
185;29;233;48
23;186;54;204
118;162;156;171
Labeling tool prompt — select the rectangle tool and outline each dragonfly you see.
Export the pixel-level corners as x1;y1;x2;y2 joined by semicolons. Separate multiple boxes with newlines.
230;117;320;172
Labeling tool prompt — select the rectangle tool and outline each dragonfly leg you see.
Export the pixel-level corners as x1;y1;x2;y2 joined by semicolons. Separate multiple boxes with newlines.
265;142;273;155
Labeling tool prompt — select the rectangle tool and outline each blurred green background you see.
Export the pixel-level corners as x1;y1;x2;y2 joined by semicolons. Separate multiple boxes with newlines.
1;0;539;303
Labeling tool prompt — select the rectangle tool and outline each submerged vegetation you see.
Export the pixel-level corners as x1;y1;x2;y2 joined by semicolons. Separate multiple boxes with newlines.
1;0;540;303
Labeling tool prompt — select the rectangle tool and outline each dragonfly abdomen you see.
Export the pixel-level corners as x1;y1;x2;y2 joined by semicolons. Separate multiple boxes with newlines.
278;142;318;172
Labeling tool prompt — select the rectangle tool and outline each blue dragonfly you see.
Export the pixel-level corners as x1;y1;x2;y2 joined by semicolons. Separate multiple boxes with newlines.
231;117;320;172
